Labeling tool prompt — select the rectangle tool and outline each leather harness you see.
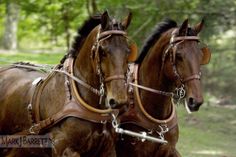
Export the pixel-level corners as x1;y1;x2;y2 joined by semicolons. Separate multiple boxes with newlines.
16;58;119;135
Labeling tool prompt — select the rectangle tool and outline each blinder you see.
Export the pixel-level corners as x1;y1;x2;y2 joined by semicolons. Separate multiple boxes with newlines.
200;45;211;65
162;33;211;88
128;40;138;62
170;36;211;65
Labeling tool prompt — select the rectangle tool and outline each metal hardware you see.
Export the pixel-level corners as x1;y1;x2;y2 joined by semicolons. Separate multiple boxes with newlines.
111;113;168;144
32;77;43;85
29;124;40;135
99;83;105;104
175;84;186;100
115;127;168;144
27;104;32;111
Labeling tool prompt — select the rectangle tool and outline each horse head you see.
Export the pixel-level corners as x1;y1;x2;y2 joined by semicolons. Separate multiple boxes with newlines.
163;19;211;112
90;11;135;108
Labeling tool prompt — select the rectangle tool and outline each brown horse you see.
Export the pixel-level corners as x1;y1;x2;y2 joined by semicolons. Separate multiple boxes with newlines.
0;11;135;157
116;19;211;156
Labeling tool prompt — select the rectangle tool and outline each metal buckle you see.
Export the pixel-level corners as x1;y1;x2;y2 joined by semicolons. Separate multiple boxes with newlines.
32;77;43;85
29;124;40;135
27;104;32;111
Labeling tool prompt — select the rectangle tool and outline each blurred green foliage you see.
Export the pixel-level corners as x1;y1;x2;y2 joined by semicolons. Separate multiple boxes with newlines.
0;0;235;101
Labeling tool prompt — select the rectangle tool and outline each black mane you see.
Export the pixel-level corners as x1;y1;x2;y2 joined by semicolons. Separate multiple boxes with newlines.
60;15;101;63
135;19;177;64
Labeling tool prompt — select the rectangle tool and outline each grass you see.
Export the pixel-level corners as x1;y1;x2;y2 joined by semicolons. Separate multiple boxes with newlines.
0;50;65;65
177;105;236;157
1;51;236;157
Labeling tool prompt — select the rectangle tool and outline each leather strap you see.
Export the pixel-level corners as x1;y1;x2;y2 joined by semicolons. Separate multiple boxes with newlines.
171;36;199;43
104;75;125;83
183;73;201;83
99;30;127;40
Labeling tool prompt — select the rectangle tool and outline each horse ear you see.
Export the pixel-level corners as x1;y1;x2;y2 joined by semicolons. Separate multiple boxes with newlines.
179;19;188;36
101;11;110;30
193;18;204;35
122;12;132;29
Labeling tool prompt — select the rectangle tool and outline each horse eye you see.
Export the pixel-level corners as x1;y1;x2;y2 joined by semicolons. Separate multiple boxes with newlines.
99;46;107;57
176;52;183;61
126;48;131;54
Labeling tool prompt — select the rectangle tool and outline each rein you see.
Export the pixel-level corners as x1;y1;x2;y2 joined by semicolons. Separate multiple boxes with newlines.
53;69;101;96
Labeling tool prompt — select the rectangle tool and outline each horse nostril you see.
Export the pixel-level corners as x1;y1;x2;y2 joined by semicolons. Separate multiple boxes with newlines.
109;99;117;108
188;97;194;105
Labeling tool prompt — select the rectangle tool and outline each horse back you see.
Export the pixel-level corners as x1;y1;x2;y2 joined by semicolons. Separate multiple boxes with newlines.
0;67;45;134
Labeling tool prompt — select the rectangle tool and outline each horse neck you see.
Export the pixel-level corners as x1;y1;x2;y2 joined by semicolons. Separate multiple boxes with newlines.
138;37;174;120
73;27;100;107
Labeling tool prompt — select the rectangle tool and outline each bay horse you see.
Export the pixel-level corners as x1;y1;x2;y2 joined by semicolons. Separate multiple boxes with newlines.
116;18;211;156
0;11;136;157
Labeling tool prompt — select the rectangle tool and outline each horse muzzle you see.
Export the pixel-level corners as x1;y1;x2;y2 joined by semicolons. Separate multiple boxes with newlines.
185;97;203;113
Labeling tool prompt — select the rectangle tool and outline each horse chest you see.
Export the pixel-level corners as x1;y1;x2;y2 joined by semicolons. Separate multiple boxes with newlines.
51;118;115;155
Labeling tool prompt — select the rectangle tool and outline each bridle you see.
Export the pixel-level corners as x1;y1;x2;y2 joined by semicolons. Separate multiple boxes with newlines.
130;29;202;102
91;26;128;104
162;30;201;99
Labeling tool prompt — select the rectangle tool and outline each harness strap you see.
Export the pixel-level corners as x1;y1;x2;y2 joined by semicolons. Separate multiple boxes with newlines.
53;69;101;96
104;75;125;83
99;30;127;40
129;82;174;97
171;36;199;43
183;73;201;83
16;101;119;135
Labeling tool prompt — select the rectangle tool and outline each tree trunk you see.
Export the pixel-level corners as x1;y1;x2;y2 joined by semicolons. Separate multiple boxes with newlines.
86;0;98;16
3;1;20;50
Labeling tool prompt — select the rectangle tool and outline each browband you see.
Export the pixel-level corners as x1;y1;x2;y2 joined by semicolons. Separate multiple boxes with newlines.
99;30;127;40
171;36;200;43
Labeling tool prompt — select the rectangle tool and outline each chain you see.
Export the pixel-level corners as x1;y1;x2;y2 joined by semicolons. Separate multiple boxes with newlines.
111;113;119;129
97;65;105;105
173;84;186;104
156;124;169;140
99;83;105;104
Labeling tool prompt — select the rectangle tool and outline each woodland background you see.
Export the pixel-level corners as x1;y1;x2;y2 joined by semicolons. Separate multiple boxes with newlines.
0;0;236;156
